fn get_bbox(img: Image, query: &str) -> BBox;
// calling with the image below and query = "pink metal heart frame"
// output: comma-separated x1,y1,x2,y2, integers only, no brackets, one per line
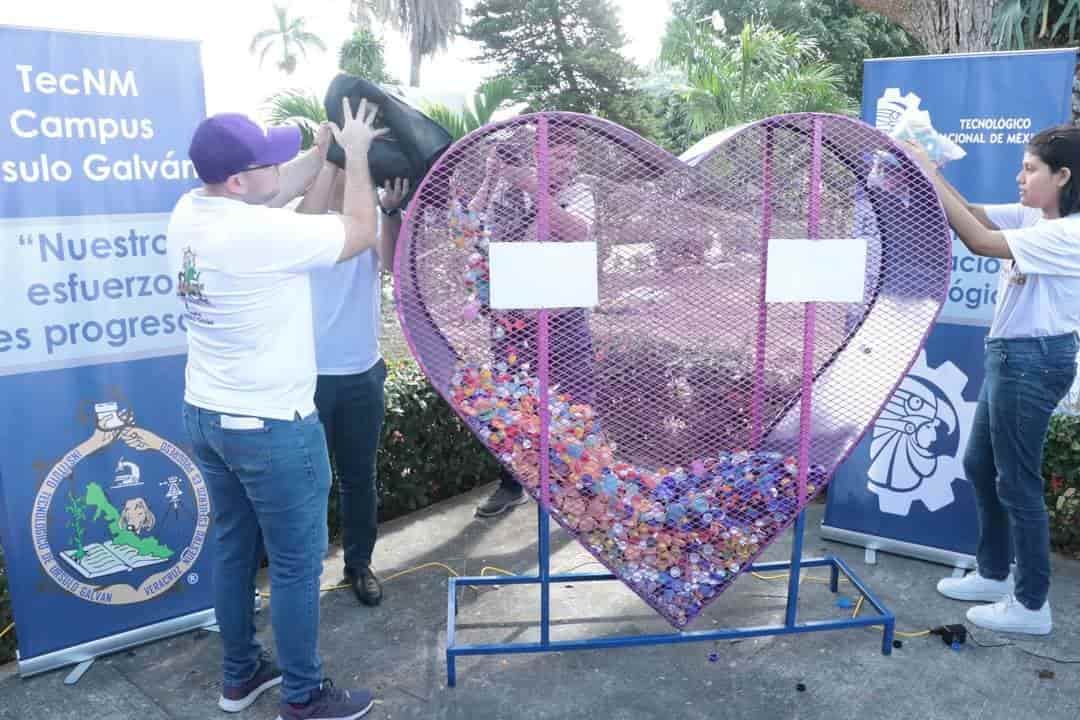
394,111,951,628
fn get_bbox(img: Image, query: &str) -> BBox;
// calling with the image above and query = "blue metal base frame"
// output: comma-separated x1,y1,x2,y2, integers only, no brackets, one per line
446,506,895,687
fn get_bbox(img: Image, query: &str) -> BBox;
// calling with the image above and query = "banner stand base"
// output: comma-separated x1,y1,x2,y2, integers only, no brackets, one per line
17,590,264,680
63,659,94,686
821,523,976,570
16,608,216,679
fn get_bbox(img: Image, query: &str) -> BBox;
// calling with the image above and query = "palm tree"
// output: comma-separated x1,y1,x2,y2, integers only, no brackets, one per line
423,77,518,140
354,0,463,87
339,27,396,83
250,3,328,75
992,0,1080,48
659,19,855,137
263,89,326,149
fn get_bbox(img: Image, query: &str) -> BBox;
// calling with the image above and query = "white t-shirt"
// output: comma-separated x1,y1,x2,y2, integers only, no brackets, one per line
984,203,1080,339
311,214,382,375
167,190,345,420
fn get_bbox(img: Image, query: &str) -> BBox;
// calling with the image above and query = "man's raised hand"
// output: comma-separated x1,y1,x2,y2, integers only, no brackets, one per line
330,97,389,158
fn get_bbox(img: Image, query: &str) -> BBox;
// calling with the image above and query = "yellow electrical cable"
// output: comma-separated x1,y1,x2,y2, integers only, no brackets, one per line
851,592,931,638
261,561,463,598
749,567,930,638
0,622,14,640
479,566,516,577
750,571,848,584
380,562,461,584
751,572,790,581
893,629,933,638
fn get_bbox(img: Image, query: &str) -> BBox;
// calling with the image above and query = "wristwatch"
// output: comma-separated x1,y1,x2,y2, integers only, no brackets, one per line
380,205,401,217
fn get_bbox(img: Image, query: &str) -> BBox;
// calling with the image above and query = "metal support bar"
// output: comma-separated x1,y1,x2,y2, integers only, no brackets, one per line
446,509,895,687
783,509,807,627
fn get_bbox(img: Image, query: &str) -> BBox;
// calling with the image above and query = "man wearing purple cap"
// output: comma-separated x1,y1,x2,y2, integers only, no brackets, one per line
169,98,385,720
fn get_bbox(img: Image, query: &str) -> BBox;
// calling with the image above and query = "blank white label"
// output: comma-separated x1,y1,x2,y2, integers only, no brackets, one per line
765,238,868,303
489,241,599,310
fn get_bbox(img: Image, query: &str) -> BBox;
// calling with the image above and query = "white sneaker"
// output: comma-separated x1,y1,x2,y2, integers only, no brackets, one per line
967,595,1052,635
937,571,1014,602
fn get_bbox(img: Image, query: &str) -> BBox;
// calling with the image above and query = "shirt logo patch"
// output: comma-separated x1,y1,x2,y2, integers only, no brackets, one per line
1006,261,1027,286
177,247,212,324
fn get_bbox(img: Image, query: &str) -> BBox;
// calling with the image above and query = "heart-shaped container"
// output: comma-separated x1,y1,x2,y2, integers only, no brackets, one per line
394,112,951,627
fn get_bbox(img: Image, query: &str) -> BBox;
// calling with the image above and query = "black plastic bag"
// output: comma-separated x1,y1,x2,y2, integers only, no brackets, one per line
324,73,452,191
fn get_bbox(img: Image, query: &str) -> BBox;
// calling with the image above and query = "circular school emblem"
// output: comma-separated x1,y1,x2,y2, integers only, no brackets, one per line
30,402,210,605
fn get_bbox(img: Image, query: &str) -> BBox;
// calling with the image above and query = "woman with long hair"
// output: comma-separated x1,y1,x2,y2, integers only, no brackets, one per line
908,126,1080,635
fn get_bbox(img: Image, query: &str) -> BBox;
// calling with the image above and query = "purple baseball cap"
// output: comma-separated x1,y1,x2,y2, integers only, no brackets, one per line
188,113,301,184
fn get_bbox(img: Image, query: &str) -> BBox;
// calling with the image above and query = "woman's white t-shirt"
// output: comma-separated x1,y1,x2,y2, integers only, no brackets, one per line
983,203,1080,339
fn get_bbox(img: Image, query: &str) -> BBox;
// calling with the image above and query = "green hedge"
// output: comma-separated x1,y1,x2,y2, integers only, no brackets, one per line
2,362,1079,666
326,358,501,542
0,545,13,664
1043,414,1080,556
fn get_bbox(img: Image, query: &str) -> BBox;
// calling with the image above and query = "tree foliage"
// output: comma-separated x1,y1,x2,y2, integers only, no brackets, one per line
671,1,920,97
250,2,327,75
644,19,856,151
339,27,396,83
851,0,995,53
263,89,326,150
992,0,1080,49
424,78,519,140
359,0,463,86
464,0,643,129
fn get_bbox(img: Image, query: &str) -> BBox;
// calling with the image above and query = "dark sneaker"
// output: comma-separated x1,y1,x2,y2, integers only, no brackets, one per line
475,485,528,517
277,679,375,720
219,656,282,712
345,566,383,607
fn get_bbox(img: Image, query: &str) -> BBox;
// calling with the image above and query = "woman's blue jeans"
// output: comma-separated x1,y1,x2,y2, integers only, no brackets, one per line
964,332,1077,610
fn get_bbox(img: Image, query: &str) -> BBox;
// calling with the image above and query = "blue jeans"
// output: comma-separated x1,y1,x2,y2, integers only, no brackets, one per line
964,332,1078,609
314,359,387,575
183,403,331,705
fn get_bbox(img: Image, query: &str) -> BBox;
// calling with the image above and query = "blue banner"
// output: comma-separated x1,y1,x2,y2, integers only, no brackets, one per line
0,27,210,670
866,50,1076,327
826,322,986,555
824,49,1077,562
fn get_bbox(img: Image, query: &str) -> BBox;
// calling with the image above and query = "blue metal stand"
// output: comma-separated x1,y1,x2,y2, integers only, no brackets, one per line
446,505,895,687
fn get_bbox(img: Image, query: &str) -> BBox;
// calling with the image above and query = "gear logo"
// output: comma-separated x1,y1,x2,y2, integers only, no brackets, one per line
866,351,977,515
874,87,921,133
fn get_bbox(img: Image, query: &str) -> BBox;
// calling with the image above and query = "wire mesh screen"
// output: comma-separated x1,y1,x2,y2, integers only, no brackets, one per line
394,112,951,628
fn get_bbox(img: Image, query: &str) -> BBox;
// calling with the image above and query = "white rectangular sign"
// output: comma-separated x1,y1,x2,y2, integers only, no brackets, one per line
488,241,599,310
765,238,868,303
